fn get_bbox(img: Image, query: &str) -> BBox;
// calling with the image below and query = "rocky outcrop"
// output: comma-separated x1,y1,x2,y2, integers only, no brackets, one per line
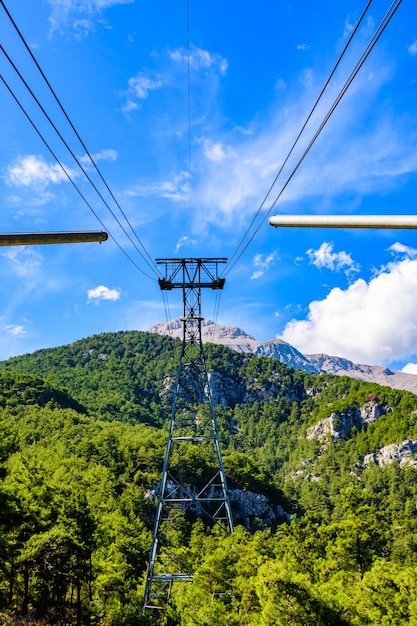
307,401,389,444
363,439,417,468
159,363,303,408
206,371,246,406
229,489,289,529
146,483,289,529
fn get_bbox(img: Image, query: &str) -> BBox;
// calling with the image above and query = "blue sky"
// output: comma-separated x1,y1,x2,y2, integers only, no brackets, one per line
1,0,417,372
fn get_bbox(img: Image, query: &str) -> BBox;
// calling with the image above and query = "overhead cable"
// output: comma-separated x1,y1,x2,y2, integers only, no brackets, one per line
0,74,157,281
0,0,160,279
1,44,160,279
186,0,193,252
223,0,402,277
224,0,373,275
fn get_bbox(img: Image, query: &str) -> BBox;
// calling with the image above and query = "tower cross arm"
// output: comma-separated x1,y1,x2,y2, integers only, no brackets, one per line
156,258,227,290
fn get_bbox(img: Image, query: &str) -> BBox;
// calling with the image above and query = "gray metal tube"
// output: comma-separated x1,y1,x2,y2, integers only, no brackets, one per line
268,215,417,229
0,231,108,246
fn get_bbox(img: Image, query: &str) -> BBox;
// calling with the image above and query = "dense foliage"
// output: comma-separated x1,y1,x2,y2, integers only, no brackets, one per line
0,331,416,624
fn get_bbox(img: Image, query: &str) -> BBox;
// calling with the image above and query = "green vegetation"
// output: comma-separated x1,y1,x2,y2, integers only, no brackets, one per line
0,330,416,624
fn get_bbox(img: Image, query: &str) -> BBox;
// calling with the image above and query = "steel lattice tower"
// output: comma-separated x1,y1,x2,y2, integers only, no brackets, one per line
143,258,234,610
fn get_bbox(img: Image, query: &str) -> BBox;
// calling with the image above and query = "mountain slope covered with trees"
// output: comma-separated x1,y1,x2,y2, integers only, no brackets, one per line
0,331,416,624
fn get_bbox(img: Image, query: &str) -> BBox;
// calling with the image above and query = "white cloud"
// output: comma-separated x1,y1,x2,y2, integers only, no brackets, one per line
251,251,278,280
121,100,139,114
4,155,73,190
47,0,134,34
4,324,27,337
80,148,117,164
307,242,360,275
127,171,190,201
402,363,417,375
388,242,417,258
185,49,416,230
175,236,196,253
282,258,417,365
0,317,34,360
87,285,121,302
170,45,228,76
122,73,163,112
408,40,417,56
128,73,163,99
6,191,54,210
2,247,43,278
297,43,310,51
122,72,163,112
199,139,236,162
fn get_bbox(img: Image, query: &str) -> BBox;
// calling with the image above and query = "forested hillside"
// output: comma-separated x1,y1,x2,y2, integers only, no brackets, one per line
0,331,417,625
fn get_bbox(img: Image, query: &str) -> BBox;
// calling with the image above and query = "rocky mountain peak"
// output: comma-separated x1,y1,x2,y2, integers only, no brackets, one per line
149,319,417,394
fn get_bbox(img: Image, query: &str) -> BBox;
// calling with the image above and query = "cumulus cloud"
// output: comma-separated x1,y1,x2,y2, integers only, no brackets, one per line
170,45,228,76
296,43,310,51
281,258,417,365
251,251,278,280
87,285,121,302
307,242,360,275
4,155,73,190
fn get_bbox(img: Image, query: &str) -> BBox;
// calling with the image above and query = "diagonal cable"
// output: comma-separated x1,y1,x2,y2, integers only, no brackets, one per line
1,45,160,278
0,74,156,280
224,0,374,275
224,0,402,277
0,0,160,278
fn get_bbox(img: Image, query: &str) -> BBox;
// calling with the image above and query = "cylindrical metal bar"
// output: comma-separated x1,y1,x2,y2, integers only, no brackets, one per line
0,231,108,246
268,215,417,229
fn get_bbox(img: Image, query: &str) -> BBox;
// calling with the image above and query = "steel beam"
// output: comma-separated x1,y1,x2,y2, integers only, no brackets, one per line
0,231,108,246
268,215,417,229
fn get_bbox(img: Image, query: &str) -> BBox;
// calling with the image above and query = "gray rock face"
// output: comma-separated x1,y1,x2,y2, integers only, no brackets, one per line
149,319,417,394
307,401,389,444
364,439,417,468
146,483,289,529
206,370,246,406
160,367,302,408
229,490,276,528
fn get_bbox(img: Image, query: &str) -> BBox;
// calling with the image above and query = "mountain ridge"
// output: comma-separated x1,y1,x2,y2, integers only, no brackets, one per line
149,319,417,394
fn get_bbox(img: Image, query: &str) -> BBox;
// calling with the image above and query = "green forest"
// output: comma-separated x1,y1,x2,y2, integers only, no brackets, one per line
0,330,417,625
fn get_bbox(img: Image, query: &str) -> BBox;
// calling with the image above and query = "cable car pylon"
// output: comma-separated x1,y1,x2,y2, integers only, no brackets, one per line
143,258,234,610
